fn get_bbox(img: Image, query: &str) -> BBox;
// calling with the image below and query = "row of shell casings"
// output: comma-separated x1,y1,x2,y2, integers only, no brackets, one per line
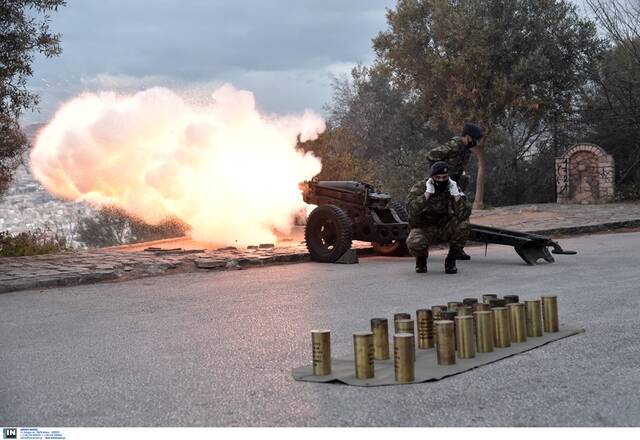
310,295,559,383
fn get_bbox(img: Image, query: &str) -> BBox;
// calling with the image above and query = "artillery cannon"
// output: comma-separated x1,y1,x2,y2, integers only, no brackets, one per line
299,179,576,264
299,180,409,262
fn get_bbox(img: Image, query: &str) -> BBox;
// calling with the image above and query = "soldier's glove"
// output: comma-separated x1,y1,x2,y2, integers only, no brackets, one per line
425,178,436,194
447,179,461,197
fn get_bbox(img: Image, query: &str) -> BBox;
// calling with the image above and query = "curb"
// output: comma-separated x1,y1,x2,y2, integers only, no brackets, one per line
1,220,639,295
527,219,640,237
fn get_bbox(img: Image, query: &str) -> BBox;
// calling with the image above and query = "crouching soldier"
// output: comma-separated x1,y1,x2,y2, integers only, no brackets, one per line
406,161,470,274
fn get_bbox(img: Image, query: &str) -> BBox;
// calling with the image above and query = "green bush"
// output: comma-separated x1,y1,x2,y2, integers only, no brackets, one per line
615,183,640,202
78,205,189,248
0,229,67,257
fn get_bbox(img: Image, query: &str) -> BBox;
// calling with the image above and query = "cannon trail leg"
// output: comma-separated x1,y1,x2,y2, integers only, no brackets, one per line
515,243,555,265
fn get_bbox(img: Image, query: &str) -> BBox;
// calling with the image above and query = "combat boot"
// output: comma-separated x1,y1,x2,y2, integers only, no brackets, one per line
444,256,457,274
415,256,427,273
453,249,471,260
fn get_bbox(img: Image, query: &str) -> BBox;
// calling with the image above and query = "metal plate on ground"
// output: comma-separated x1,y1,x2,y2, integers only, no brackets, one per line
292,326,584,387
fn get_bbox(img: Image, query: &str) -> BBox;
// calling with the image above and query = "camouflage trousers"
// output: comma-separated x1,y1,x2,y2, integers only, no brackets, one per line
452,175,473,223
457,196,473,223
406,216,470,257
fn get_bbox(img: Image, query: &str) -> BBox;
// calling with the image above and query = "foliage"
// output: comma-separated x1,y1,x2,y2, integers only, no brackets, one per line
369,0,604,206
306,0,631,206
615,182,640,201
586,0,640,66
77,205,189,248
373,0,603,129
0,0,65,193
302,65,450,199
0,228,66,256
579,2,640,186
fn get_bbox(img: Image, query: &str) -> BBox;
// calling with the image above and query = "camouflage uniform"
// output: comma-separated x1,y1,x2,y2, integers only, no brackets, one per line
425,136,471,191
405,179,470,257
425,136,473,221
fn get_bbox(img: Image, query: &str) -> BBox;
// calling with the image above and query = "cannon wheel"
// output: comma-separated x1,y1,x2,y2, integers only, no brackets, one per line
305,205,353,262
372,201,410,256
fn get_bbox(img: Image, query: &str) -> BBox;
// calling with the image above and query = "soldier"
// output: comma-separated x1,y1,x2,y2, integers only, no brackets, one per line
424,123,484,260
406,161,470,274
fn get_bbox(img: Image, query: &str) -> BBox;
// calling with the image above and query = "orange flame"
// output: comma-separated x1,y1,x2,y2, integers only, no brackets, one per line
30,84,324,245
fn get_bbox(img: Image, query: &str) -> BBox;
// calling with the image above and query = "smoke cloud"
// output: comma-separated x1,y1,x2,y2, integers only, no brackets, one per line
30,84,324,245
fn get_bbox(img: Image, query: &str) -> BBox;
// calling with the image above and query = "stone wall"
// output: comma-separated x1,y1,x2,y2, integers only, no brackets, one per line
556,143,615,204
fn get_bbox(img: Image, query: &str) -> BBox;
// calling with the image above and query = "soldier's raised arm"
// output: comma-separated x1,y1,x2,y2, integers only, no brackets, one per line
406,180,429,219
425,138,462,170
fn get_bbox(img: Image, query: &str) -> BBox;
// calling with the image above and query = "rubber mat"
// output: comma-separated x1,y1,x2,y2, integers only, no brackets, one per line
292,326,584,386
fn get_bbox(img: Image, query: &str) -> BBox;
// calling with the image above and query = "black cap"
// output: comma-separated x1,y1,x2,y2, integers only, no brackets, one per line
462,123,484,140
430,161,448,176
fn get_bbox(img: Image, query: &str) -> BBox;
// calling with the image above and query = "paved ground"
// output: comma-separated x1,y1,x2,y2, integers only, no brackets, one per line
2,202,640,294
1,231,639,426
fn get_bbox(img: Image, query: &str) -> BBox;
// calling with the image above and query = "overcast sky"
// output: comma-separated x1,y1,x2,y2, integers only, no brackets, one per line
25,0,396,124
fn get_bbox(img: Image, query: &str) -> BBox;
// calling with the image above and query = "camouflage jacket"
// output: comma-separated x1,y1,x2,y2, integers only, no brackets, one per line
406,179,462,228
425,136,471,181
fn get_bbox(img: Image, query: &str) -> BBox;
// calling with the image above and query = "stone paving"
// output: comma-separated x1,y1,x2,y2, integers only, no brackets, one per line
1,201,640,294
471,202,640,234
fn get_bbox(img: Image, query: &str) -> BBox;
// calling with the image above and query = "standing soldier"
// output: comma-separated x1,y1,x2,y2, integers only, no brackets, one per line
406,161,470,274
424,123,484,260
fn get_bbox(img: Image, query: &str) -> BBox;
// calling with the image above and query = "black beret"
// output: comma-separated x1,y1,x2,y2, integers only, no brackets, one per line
462,123,484,140
431,161,448,176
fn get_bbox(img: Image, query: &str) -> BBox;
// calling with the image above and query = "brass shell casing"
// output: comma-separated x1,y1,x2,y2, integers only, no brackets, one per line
473,302,491,313
431,305,447,346
489,298,507,308
441,311,458,349
447,301,464,313
542,296,559,333
463,298,478,306
435,320,456,365
474,311,494,353
311,329,332,376
370,318,390,360
525,300,543,337
441,310,458,321
353,332,374,379
394,313,411,333
397,319,416,361
455,316,476,359
482,294,498,304
416,309,435,349
457,306,473,317
394,333,415,383
493,307,512,348
431,305,448,320
504,295,520,304
507,303,527,343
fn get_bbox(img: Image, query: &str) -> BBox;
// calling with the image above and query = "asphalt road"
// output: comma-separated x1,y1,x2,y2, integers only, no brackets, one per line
1,231,639,427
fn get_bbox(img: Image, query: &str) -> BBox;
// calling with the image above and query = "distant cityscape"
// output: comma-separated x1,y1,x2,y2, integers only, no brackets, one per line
0,124,96,247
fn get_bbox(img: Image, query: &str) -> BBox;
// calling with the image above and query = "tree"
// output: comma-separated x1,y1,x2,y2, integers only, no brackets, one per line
317,65,449,198
78,205,188,248
583,1,640,197
373,0,604,208
586,0,640,66
580,39,640,195
1,0,65,194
